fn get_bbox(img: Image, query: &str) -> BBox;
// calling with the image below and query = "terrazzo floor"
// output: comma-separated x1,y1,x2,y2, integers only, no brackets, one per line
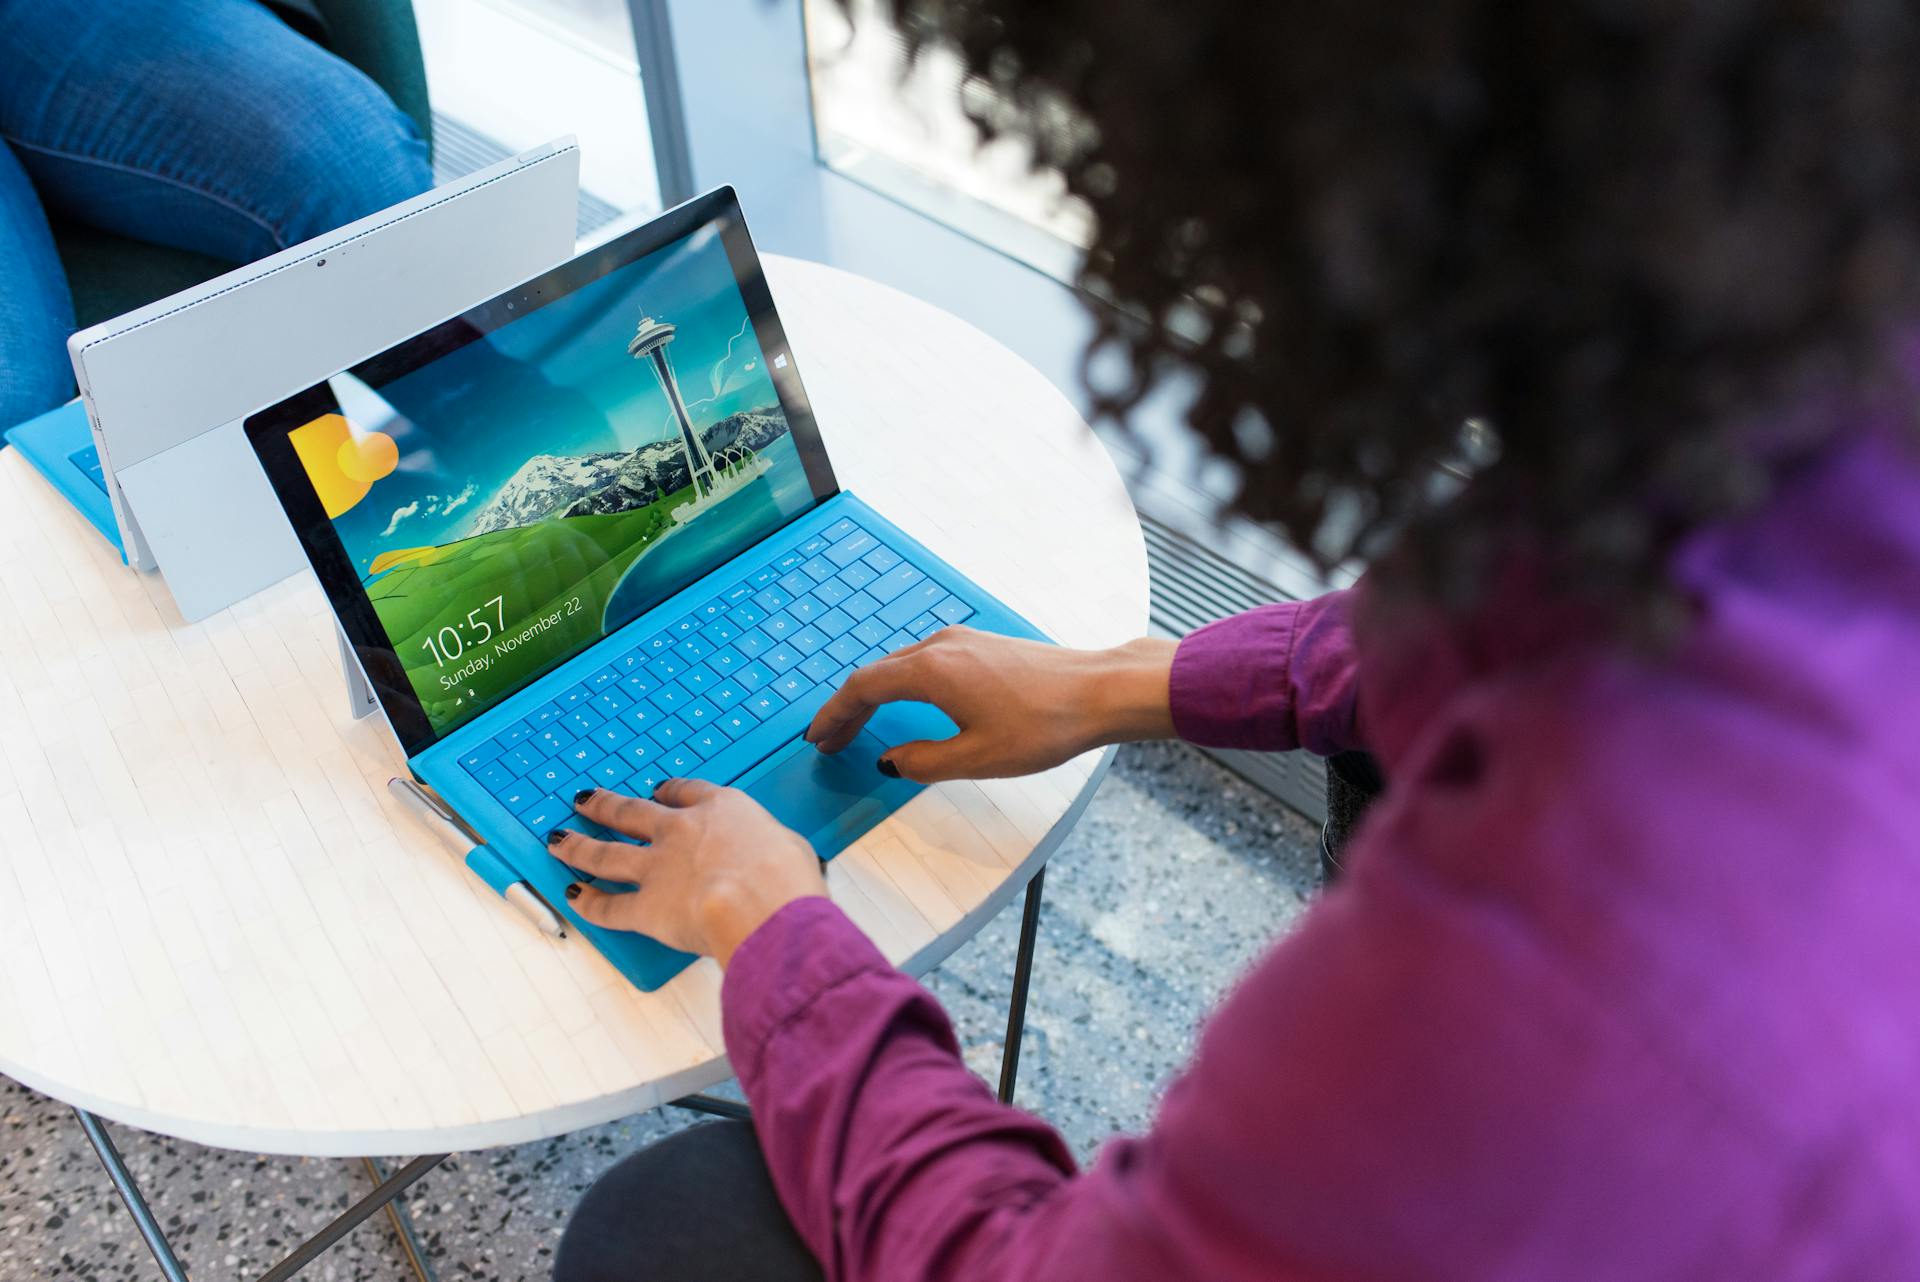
1,740,1322,1281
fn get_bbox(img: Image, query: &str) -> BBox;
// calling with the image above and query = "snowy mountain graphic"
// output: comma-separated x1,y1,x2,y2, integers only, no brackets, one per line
463,407,789,538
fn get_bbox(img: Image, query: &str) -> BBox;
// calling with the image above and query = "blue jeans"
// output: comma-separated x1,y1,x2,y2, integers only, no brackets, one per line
0,0,432,427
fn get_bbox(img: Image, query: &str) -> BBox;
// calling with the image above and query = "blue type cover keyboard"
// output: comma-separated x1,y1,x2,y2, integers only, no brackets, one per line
454,513,972,842
68,444,109,494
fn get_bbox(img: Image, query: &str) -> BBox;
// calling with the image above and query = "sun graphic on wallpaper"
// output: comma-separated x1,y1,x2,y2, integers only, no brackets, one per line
288,413,398,518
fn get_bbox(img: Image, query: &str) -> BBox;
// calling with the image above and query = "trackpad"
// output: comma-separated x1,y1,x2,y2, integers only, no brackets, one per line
739,729,924,861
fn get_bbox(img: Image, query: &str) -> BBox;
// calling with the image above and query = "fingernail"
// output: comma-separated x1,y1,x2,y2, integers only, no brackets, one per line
573,787,597,806
876,756,899,778
565,882,582,901
546,828,568,847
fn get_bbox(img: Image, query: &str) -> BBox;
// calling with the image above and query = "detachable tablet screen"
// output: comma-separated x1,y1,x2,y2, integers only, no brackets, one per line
249,189,837,754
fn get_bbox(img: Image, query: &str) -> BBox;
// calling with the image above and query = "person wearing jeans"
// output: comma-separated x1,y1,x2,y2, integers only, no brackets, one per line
0,0,431,428
550,1,1920,1278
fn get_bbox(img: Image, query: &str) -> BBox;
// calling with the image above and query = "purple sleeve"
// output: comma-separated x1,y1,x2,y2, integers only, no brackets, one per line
1168,591,1365,756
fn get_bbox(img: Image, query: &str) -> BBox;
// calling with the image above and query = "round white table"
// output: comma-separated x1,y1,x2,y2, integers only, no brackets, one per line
0,253,1147,1175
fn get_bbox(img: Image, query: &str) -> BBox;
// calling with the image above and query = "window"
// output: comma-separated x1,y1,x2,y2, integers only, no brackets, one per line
414,0,659,232
803,0,1091,282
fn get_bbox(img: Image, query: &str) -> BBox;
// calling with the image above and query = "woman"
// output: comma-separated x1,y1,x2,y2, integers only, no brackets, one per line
0,0,431,427
554,2,1920,1278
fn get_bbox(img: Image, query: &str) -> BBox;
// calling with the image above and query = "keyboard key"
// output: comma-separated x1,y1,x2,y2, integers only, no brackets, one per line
592,687,631,717
747,566,778,588
762,612,797,640
814,607,854,638
493,721,535,751
563,771,601,800
561,707,604,737
474,759,518,790
621,737,660,766
825,634,865,665
796,534,831,557
591,755,627,786
702,618,740,645
826,530,878,567
621,671,659,699
813,578,851,608
742,692,780,719
798,652,836,683
912,615,942,638
762,645,800,673
682,696,720,727
838,563,878,591
556,688,590,710
789,625,828,655
772,550,805,573
675,634,713,662
878,580,945,630
518,795,569,834
717,711,755,738
642,631,675,655
822,516,858,541
933,597,974,625
461,742,504,771
660,747,702,774
560,741,597,770
696,598,729,622
503,744,544,775
680,667,716,694
754,585,792,613
841,590,881,621
646,652,687,681
851,619,888,648
621,703,665,735
671,614,702,637
827,666,855,689
885,629,918,651
800,555,837,583
526,702,566,728
707,648,744,676
689,730,728,757
497,780,539,813
533,726,573,756
736,630,772,659
788,596,823,624
587,668,618,691
652,684,691,712
778,570,813,597
729,601,768,629
770,672,808,701
590,721,634,753
626,766,668,797
647,716,692,749
527,761,569,791
867,562,923,604
723,581,755,605
709,681,745,709
863,545,904,573
612,649,649,673
734,663,771,691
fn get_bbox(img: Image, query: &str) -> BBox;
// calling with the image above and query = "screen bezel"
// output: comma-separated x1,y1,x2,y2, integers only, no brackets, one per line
245,186,840,757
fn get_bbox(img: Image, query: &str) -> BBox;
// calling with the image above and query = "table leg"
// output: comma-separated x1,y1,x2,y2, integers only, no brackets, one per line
997,865,1047,1105
73,1108,190,1282
361,1156,440,1282
73,1107,447,1282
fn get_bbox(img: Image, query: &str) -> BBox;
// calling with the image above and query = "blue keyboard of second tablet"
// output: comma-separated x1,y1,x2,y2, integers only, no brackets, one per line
457,514,973,839
68,444,108,494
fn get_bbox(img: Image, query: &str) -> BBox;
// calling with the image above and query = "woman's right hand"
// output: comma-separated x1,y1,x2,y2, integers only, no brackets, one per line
805,626,1177,782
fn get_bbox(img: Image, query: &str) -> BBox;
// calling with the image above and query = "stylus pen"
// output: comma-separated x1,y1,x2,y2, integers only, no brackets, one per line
386,777,567,940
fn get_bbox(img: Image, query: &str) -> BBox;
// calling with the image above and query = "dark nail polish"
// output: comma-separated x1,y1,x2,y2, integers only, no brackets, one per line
546,828,568,847
573,787,597,806
565,882,582,901
876,756,899,778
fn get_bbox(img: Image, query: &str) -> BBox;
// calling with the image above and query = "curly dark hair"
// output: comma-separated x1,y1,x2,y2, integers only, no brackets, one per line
863,0,1920,619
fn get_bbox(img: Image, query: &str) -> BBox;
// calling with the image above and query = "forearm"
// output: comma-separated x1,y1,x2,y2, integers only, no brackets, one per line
1169,589,1367,756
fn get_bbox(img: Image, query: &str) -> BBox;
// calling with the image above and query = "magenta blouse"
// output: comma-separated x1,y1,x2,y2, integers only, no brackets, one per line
720,430,1920,1281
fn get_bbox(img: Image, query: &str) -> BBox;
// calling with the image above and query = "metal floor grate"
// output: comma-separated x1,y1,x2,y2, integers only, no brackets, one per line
1142,513,1328,822
431,113,625,240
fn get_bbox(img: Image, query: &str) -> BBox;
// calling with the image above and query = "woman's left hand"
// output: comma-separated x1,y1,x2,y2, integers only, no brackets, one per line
551,779,826,966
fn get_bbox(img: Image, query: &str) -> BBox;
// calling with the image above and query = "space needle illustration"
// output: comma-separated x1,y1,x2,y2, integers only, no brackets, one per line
629,312,768,522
